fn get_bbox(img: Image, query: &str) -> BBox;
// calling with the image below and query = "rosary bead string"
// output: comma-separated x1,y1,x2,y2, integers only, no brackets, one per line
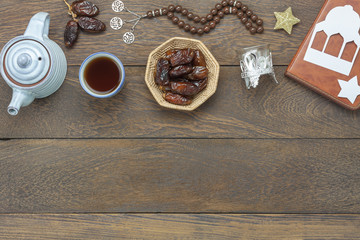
112,0,264,44
145,0,264,36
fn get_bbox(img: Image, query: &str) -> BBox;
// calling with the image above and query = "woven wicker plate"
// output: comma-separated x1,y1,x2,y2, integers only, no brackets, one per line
145,37,220,111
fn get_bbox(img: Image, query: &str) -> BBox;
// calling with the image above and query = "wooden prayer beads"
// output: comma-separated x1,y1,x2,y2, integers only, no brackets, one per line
111,0,264,44
146,0,264,35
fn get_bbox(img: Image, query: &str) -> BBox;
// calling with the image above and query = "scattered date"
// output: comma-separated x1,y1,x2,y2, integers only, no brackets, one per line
71,0,99,17
155,48,209,106
78,16,106,32
64,20,79,48
63,0,106,48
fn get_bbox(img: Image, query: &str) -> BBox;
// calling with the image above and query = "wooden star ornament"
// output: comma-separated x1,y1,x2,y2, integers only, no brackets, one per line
274,7,300,34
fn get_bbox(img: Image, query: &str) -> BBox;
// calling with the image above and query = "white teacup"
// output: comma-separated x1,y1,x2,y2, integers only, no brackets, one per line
79,52,125,98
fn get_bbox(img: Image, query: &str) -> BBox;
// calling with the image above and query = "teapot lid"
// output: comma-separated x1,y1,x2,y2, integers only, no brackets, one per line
2,38,50,85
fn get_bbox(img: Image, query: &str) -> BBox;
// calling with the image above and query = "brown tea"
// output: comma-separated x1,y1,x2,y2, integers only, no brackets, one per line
84,57,120,94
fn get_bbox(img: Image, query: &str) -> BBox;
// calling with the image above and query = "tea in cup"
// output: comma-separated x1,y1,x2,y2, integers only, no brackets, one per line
79,52,125,98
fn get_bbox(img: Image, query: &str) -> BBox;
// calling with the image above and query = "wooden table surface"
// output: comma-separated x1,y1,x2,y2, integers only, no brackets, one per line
0,0,359,239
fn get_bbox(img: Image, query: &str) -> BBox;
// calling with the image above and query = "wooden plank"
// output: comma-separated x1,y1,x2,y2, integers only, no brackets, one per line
0,139,359,213
0,214,359,239
0,0,323,65
1,66,360,138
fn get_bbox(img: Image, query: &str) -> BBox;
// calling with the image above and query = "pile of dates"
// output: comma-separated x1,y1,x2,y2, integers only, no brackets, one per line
64,0,106,48
155,49,209,105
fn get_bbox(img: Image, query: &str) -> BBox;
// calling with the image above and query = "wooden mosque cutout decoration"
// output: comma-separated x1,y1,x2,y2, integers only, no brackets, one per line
304,5,360,76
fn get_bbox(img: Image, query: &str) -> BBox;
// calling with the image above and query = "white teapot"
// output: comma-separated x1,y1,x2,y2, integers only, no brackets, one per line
0,12,67,115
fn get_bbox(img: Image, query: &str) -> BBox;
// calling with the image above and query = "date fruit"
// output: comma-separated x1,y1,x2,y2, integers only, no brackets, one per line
193,78,208,93
64,20,80,48
163,92,192,105
63,0,106,48
169,49,195,67
169,78,207,96
186,66,208,80
193,50,206,66
165,49,176,60
154,48,209,106
169,64,193,78
159,85,171,91
170,81,199,96
155,58,170,86
78,16,106,32
71,0,99,17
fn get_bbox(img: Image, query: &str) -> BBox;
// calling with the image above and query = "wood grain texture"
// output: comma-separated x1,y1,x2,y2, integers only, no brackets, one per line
1,66,360,138
0,1,359,236
0,0,323,66
1,214,359,239
0,139,359,213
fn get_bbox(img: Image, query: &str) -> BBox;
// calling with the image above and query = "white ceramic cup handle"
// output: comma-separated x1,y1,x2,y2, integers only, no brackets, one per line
24,12,50,40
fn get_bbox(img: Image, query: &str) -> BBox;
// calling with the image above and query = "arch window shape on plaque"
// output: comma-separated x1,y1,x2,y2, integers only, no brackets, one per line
311,30,328,52
324,34,344,58
341,41,357,62
304,5,360,76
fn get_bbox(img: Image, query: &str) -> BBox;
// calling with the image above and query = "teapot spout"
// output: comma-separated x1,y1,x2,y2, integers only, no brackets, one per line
8,89,35,116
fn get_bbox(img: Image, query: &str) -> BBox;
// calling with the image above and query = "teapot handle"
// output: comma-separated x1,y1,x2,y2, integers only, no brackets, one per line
24,12,50,40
